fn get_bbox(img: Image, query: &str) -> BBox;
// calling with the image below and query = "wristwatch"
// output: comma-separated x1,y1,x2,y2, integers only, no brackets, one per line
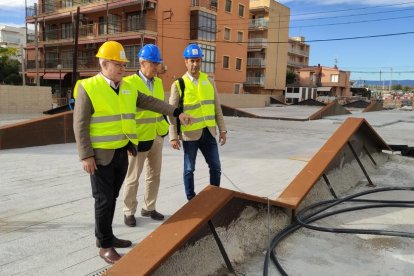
220,130,227,134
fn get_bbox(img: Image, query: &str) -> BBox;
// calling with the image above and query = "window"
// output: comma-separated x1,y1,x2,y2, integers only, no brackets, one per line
61,23,73,39
225,0,232,12
108,14,121,34
190,10,217,41
234,83,241,94
199,44,216,73
125,45,141,68
331,74,339,82
235,58,242,70
237,31,243,43
61,50,74,68
45,24,58,41
126,12,145,31
45,51,58,68
238,4,245,17
98,17,106,35
224,28,231,40
223,56,229,69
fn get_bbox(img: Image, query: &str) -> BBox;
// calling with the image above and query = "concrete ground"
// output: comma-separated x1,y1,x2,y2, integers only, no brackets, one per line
0,109,413,275
238,105,321,120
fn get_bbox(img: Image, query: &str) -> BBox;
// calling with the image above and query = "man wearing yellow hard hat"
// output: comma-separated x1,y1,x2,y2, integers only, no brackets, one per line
73,40,193,264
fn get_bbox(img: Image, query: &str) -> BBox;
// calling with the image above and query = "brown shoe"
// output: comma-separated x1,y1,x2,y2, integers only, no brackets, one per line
99,247,121,264
96,236,132,248
141,209,164,221
124,215,136,227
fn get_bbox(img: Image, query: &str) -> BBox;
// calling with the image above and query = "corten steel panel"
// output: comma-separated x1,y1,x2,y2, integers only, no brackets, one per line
308,101,351,120
276,117,391,209
0,111,75,149
362,101,383,113
106,185,284,276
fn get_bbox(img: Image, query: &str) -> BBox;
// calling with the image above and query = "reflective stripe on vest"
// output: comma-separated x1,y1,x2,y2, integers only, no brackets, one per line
79,75,138,149
179,72,216,132
124,74,169,142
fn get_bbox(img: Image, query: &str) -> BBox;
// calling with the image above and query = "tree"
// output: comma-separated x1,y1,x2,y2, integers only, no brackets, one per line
391,84,402,91
286,70,298,85
0,47,22,85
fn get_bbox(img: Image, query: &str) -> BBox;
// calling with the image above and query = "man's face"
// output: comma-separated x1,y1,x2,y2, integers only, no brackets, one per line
184,58,202,76
140,60,159,79
102,60,127,83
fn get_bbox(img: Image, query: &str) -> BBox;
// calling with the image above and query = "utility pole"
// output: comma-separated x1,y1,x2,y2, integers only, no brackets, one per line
389,67,393,92
21,45,25,86
72,7,80,90
34,3,39,86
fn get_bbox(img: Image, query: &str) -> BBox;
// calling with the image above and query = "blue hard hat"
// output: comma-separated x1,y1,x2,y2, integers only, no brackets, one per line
183,44,204,58
137,44,163,63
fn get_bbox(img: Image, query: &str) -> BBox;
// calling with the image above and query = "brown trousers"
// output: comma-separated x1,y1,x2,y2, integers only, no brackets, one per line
123,135,164,215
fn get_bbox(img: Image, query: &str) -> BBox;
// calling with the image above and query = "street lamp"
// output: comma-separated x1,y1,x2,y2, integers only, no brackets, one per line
57,64,62,96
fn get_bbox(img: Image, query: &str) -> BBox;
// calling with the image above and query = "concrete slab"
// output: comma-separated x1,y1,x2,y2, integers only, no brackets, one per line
238,105,321,120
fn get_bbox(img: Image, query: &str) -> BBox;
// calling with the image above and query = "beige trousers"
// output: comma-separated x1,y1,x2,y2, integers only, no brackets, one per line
123,135,164,216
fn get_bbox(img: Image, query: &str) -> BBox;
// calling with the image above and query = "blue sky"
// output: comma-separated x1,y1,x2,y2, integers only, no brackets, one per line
280,0,414,81
1,0,413,81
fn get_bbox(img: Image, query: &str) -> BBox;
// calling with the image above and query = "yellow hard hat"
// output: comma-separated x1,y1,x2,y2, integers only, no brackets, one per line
96,41,129,62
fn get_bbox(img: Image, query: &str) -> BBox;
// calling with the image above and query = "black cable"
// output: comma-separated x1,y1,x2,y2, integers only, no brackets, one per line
263,187,414,276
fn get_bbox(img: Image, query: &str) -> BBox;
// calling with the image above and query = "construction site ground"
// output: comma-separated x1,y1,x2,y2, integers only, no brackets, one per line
0,109,413,275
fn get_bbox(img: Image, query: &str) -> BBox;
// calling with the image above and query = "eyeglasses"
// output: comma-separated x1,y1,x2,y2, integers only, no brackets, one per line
107,61,127,69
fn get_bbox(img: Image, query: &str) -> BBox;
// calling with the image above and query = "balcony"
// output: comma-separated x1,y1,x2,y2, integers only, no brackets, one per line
289,48,309,57
249,18,268,30
27,19,157,47
27,0,156,17
247,58,265,68
244,76,265,86
248,38,267,49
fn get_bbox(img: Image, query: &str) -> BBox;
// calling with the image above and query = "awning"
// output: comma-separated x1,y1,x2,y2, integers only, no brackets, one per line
317,86,332,92
80,71,99,77
26,72,44,78
43,72,67,80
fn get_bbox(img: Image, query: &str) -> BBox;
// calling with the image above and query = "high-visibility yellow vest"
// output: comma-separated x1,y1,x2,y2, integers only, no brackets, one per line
75,75,138,149
176,72,216,132
124,74,169,141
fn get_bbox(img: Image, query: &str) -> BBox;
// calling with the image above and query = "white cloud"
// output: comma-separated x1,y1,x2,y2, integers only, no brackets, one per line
0,0,36,8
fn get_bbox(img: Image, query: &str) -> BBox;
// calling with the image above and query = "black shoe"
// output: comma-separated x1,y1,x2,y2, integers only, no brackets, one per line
124,215,136,227
141,209,164,221
96,237,132,248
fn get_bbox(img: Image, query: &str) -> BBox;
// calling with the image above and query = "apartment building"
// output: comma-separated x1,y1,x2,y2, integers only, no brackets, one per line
245,0,290,97
0,26,29,48
287,36,309,72
285,64,351,103
24,0,249,95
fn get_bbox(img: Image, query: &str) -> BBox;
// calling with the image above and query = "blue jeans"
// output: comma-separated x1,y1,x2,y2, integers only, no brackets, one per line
182,128,221,200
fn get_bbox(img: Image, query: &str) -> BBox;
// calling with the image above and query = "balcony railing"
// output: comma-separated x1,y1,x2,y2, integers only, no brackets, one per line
245,76,265,86
30,19,156,45
29,0,154,16
247,58,265,67
289,48,309,57
248,38,267,48
249,18,268,29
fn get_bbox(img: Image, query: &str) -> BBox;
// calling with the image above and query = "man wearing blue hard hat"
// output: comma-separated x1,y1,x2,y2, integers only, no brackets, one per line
122,44,168,227
168,43,227,200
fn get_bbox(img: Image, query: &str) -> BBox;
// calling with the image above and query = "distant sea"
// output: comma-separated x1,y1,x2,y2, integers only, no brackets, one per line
351,80,414,87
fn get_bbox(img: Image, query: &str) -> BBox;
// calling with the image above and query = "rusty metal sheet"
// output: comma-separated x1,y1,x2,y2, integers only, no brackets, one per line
277,117,390,209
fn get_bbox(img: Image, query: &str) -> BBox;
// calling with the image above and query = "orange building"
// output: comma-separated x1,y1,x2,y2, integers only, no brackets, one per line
24,0,249,97
287,36,310,72
245,0,290,97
